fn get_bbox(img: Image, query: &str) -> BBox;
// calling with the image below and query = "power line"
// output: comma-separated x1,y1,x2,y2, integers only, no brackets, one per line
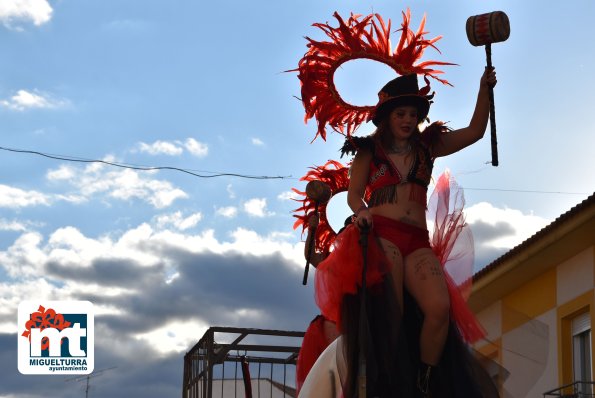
451,167,590,195
1,145,589,196
461,187,589,195
0,146,291,180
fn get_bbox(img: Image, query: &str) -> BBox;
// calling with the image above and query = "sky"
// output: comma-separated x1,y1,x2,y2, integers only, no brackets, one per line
0,0,593,397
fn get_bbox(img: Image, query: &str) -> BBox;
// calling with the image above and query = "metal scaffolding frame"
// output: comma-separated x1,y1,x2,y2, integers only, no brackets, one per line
543,381,595,397
182,326,304,398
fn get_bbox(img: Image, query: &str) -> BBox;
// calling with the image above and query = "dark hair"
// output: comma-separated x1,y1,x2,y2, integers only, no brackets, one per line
336,215,354,235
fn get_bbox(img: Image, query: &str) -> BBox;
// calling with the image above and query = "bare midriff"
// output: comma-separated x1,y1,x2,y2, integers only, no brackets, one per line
369,183,427,229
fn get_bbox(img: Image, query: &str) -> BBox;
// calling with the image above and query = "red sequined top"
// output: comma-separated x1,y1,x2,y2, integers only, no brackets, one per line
365,137,433,206
340,122,449,207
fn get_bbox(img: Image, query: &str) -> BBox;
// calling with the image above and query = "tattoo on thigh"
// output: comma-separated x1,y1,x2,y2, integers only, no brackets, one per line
414,260,427,280
386,243,401,264
429,263,442,277
414,257,443,280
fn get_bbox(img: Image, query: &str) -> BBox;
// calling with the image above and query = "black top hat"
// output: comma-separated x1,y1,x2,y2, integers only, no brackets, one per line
372,74,431,126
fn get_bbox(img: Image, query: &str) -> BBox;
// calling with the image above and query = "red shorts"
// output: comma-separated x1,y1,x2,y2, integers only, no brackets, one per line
372,214,431,257
314,214,485,343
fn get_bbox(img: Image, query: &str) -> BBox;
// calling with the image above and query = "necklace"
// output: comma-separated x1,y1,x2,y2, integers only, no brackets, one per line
388,142,411,155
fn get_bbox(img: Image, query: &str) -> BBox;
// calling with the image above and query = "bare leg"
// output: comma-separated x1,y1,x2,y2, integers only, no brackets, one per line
377,237,404,313
404,248,450,365
323,319,339,345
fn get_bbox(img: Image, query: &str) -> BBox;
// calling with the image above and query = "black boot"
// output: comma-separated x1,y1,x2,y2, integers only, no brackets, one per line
417,362,434,397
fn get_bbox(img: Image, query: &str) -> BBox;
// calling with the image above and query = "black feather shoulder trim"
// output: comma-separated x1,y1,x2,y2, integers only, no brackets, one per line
340,136,375,158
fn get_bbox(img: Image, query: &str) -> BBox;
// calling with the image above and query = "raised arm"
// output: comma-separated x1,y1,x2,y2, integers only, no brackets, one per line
347,147,373,228
304,213,326,267
432,68,497,157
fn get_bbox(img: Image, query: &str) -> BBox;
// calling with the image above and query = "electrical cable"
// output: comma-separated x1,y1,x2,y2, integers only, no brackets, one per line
0,146,290,180
1,145,589,195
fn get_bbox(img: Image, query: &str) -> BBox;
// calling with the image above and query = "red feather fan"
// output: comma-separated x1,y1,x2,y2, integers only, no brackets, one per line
292,160,350,255
291,9,454,142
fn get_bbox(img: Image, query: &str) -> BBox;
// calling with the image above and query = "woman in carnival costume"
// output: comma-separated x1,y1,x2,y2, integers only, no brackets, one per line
295,212,341,394
292,10,502,397
293,164,352,395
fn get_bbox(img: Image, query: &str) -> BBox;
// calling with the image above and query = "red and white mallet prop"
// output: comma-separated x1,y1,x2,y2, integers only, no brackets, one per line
466,11,510,167
303,180,332,285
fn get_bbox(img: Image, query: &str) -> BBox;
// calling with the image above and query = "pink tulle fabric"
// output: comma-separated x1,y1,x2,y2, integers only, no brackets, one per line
429,171,484,343
314,171,485,343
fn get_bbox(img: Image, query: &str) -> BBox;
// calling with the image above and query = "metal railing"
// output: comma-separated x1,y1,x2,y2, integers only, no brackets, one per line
543,381,595,397
183,326,305,398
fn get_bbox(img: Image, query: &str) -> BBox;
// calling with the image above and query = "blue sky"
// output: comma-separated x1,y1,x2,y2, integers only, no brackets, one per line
0,0,593,397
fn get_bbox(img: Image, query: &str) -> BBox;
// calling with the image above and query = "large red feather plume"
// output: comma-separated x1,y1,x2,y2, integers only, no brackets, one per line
292,9,454,142
292,160,350,255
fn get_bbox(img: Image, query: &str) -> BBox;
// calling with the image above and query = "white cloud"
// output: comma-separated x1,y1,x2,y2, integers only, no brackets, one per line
463,202,553,271
0,219,26,232
215,206,238,218
0,224,170,279
0,180,87,209
0,220,313,385
243,198,274,217
226,184,235,199
465,202,551,249
46,165,75,180
0,232,47,277
0,90,66,111
105,223,165,266
109,170,187,208
138,140,183,156
47,226,111,267
0,278,58,332
184,138,208,157
0,222,305,291
251,138,264,146
54,193,88,204
0,0,53,28
134,138,207,157
0,184,50,208
0,218,42,232
225,228,295,257
155,211,203,231
277,190,299,201
135,319,210,355
423,195,555,271
46,159,188,209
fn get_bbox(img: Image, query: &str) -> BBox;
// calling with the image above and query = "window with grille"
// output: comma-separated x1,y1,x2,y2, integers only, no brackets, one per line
572,312,592,395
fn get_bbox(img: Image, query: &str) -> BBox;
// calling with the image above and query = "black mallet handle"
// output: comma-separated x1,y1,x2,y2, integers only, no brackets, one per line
485,43,499,167
357,223,370,398
302,204,319,285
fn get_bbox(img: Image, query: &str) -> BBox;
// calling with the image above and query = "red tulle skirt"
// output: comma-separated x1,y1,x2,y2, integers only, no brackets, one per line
314,171,485,343
296,315,331,394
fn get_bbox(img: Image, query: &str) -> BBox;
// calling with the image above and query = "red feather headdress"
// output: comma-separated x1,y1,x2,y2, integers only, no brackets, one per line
292,160,350,255
293,9,454,141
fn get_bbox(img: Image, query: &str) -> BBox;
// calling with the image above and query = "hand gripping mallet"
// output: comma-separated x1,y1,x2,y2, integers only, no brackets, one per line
466,11,510,167
302,180,332,285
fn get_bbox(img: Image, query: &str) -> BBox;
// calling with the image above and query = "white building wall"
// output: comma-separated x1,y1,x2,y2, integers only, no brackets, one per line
476,300,502,343
557,248,594,305
520,310,559,397
501,308,553,397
